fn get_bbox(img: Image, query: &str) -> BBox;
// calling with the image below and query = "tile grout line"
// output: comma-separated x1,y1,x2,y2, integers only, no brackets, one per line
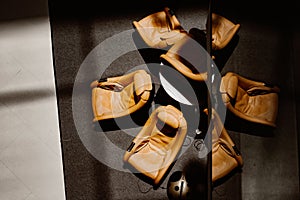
0,160,33,195
0,100,63,158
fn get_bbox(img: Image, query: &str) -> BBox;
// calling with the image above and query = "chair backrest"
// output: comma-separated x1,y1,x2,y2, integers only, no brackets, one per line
113,69,152,101
153,107,181,139
133,70,152,96
133,7,187,48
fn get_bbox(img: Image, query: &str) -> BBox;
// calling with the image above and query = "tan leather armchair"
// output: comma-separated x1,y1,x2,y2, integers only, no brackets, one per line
160,34,208,82
212,13,240,51
220,72,280,127
123,105,188,185
204,108,243,183
90,69,153,122
133,7,187,49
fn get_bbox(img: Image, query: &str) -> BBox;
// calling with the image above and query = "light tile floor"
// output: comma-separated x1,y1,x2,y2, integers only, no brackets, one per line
0,16,66,200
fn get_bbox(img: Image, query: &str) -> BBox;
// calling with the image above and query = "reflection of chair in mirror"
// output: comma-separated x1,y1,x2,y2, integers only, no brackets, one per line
212,13,240,51
90,69,153,122
204,108,243,183
160,34,208,82
133,7,187,49
220,72,280,127
123,105,187,185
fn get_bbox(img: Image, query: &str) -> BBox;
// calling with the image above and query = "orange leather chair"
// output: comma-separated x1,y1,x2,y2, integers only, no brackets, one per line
133,7,188,49
160,34,208,82
220,72,280,127
90,70,153,122
123,105,188,185
204,108,243,183
212,13,240,51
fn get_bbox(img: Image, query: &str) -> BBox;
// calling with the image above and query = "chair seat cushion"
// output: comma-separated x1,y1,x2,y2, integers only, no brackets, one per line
235,88,278,125
128,127,175,179
92,83,136,117
128,146,165,179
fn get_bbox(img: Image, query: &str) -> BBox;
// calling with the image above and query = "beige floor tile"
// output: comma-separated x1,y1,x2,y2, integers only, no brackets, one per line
25,193,39,200
0,132,65,200
0,161,31,200
0,103,24,153
0,16,65,200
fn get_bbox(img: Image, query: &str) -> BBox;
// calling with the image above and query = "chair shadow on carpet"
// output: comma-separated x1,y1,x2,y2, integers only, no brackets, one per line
212,166,243,188
93,100,154,132
122,160,177,190
223,111,276,137
212,34,240,72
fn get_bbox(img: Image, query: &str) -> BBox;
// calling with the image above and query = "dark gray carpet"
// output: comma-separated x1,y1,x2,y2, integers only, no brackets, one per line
49,0,299,199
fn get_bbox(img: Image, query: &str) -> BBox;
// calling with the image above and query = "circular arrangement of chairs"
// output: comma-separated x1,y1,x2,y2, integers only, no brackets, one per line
90,7,280,187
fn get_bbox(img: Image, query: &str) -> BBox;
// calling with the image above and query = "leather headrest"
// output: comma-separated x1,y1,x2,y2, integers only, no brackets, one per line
157,110,180,129
220,73,238,101
134,71,152,96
